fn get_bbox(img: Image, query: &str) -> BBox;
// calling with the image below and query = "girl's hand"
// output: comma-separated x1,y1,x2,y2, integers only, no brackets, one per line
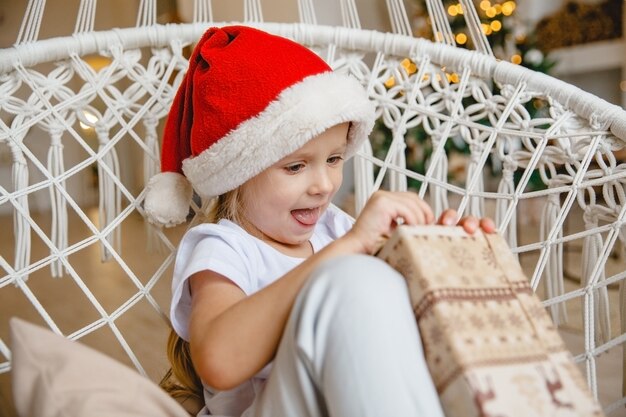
437,209,496,234
344,190,434,255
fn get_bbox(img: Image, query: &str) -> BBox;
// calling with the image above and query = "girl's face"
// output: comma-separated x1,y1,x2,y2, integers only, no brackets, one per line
239,123,349,255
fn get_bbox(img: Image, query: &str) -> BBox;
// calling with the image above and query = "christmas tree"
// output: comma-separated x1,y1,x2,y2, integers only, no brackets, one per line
371,0,554,190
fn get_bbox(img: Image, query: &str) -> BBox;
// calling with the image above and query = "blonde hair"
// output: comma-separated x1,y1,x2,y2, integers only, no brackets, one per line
160,188,244,403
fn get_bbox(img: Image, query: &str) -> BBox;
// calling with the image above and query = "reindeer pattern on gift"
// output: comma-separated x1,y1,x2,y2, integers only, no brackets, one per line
538,365,574,410
468,374,505,417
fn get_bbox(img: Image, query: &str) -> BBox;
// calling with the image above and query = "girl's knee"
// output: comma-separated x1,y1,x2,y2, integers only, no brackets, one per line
288,255,415,347
302,254,408,305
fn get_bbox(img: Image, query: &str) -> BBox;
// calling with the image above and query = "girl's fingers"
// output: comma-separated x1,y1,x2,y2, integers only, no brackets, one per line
392,201,424,226
479,217,496,234
415,197,435,224
366,190,436,228
402,192,433,225
458,216,479,234
386,192,431,226
437,210,496,235
437,209,458,226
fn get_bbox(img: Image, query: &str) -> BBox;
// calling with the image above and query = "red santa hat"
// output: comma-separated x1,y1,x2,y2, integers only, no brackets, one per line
144,25,375,227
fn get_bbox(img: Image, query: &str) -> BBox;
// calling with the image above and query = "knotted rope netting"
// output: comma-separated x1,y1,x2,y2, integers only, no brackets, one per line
2,0,626,414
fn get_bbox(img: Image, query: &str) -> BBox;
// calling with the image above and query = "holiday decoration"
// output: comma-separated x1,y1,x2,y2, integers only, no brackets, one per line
536,0,622,51
372,0,556,192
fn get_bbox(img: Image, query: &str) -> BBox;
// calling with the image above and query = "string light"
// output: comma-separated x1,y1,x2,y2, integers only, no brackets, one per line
502,1,516,16
490,20,502,31
480,1,491,11
456,33,468,44
384,59,419,88
511,54,522,64
448,5,458,16
456,4,463,15
481,23,492,35
486,7,496,18
79,110,98,130
84,55,112,72
401,58,418,75
446,72,460,83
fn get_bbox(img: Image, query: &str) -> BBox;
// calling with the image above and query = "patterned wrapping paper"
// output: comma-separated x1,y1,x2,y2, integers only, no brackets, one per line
377,225,605,417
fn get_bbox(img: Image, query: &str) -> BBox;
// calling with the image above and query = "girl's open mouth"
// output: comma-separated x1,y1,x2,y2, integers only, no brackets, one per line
291,207,321,226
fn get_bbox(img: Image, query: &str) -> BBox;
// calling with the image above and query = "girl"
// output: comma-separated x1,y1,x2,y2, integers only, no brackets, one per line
146,26,495,417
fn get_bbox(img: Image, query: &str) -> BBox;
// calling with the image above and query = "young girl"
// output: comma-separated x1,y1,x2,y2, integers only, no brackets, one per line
145,25,495,417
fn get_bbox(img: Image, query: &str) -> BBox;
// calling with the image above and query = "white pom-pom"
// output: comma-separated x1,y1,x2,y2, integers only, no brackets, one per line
144,172,193,227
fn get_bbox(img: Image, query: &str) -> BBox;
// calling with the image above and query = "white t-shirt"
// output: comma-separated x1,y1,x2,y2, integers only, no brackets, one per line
170,204,354,417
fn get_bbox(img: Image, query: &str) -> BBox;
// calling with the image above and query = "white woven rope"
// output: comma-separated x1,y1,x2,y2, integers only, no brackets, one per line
2,21,626,413
417,67,474,211
297,0,317,25
354,141,375,213
16,0,46,45
606,394,626,415
96,124,122,261
5,168,172,376
585,286,599,397
47,125,69,277
581,196,612,346
429,134,449,215
3,23,626,143
529,131,601,290
6,42,180,272
0,338,10,364
244,0,264,23
136,0,157,27
339,0,361,29
74,0,97,34
466,144,485,217
540,192,567,325
354,50,392,212
12,148,30,284
386,0,412,36
495,157,517,251
459,0,493,56
424,0,455,45
143,116,167,254
193,0,213,23
367,53,422,195
459,81,526,220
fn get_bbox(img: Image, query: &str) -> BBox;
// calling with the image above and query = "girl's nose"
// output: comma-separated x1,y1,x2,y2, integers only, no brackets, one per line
309,168,334,195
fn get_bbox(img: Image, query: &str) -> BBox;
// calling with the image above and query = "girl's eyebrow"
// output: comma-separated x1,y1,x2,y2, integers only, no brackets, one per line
280,145,347,163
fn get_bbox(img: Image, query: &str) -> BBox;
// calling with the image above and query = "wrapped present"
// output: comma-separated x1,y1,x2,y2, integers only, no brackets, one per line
377,225,604,417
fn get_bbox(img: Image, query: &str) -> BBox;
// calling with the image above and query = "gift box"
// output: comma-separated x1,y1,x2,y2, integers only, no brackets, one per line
377,225,604,417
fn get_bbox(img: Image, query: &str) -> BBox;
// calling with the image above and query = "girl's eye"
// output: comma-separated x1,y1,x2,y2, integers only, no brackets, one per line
285,163,305,173
327,155,344,165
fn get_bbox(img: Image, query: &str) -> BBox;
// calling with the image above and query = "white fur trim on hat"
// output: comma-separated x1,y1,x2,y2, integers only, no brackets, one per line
144,172,193,227
182,72,375,199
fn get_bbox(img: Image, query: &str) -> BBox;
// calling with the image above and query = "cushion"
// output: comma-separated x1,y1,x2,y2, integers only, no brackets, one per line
10,317,190,417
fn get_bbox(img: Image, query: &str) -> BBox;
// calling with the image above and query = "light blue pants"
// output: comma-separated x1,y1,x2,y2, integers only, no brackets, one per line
244,255,445,417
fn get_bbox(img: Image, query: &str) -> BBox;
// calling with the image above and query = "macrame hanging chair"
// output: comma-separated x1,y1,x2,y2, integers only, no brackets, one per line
1,0,626,414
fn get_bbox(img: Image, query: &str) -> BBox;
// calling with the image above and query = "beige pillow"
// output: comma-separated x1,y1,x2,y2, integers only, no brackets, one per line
10,317,190,417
